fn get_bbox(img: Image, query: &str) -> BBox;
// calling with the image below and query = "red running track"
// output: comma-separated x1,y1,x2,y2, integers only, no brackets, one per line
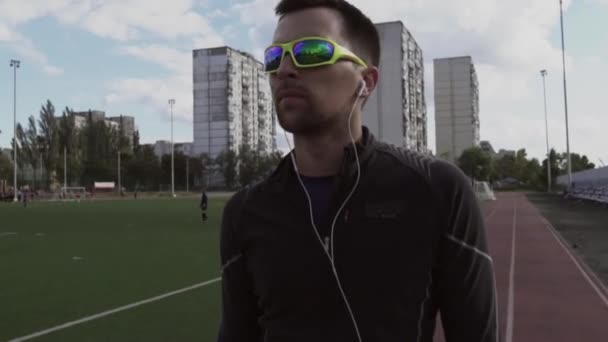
434,192,608,341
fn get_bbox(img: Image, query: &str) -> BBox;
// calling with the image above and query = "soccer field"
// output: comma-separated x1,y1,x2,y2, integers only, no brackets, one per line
0,196,229,342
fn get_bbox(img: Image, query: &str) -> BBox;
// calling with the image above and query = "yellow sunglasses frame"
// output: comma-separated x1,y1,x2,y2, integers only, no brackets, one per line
264,36,368,73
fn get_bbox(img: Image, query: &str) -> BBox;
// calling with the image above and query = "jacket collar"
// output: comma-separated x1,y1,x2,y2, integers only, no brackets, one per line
268,126,377,192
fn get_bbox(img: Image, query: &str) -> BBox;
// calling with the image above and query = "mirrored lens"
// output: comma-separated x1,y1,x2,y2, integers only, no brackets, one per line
293,40,334,65
264,46,283,71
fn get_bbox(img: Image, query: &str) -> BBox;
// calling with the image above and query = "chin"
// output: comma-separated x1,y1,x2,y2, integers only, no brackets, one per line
277,113,331,136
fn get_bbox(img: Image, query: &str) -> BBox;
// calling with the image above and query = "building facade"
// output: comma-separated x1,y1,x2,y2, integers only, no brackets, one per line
192,46,276,160
108,115,136,149
363,21,427,153
72,110,136,151
152,140,193,160
434,56,480,162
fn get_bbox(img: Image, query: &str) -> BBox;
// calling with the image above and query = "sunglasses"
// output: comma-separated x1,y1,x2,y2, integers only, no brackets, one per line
264,36,367,73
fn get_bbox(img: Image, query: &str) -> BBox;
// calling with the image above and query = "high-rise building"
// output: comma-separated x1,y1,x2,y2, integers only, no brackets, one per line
192,46,276,161
363,21,427,152
434,56,480,162
152,140,193,160
68,110,136,151
108,115,136,149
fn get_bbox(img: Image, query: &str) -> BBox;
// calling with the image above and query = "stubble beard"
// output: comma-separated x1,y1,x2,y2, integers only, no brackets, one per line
276,101,351,137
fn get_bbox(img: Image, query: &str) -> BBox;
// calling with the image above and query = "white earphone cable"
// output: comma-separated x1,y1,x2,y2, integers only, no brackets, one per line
285,81,366,342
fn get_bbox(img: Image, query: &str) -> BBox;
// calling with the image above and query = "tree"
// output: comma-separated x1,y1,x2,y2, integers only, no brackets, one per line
523,158,542,188
125,145,161,191
56,107,82,186
186,156,203,190
215,149,238,190
132,130,141,155
15,124,28,183
494,154,517,180
457,147,492,182
514,149,528,180
38,100,59,188
116,115,131,155
238,144,259,187
541,148,560,189
0,148,14,185
569,153,595,173
25,116,41,188
161,151,188,190
81,114,117,187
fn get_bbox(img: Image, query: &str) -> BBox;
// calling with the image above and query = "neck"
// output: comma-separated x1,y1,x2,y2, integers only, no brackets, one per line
292,121,363,177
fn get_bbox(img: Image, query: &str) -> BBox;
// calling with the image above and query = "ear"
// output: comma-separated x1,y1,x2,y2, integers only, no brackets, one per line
361,66,379,98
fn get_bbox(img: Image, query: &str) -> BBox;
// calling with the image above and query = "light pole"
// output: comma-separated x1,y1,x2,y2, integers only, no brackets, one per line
117,150,121,195
64,146,67,191
540,70,552,192
559,0,573,189
168,99,176,197
10,59,20,202
186,156,189,193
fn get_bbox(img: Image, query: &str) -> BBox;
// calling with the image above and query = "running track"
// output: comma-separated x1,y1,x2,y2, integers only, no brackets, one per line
434,192,608,341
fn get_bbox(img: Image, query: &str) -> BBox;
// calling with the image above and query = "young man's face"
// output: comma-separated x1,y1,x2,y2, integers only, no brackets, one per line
269,7,364,136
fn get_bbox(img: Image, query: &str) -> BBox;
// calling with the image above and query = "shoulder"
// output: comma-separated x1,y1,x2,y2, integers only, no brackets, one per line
372,143,471,199
222,180,265,220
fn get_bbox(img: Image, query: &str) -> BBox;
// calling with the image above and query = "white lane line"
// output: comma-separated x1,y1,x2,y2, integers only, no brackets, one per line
542,219,608,309
485,204,499,222
505,198,517,342
7,277,222,342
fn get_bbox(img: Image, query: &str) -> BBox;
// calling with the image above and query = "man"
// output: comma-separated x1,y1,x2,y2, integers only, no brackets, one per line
200,188,208,222
218,0,498,341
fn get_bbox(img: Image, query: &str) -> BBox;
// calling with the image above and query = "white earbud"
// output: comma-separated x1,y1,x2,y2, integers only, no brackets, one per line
358,80,367,97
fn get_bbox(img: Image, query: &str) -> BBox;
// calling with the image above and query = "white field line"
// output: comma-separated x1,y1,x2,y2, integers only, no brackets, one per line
8,277,222,342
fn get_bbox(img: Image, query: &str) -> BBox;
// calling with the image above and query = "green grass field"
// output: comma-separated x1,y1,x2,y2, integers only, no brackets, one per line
0,196,229,342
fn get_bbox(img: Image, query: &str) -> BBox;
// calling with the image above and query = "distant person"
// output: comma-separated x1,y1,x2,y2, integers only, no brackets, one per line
22,189,28,208
200,189,208,222
217,1,497,341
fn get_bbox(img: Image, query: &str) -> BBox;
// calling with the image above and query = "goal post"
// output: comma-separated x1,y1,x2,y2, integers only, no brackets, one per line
50,186,88,202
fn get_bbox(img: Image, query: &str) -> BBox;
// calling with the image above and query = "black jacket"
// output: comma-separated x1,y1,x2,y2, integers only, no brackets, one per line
218,127,498,342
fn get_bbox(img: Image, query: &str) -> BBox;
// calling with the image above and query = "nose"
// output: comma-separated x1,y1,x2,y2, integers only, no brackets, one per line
276,52,298,79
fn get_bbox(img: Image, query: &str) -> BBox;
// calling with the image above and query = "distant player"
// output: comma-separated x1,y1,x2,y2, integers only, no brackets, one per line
22,189,27,208
200,189,208,222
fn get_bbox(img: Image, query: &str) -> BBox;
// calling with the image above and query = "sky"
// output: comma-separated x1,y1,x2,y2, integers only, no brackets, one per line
0,0,607,166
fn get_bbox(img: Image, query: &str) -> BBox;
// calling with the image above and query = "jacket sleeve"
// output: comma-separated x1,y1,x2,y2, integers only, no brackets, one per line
431,160,498,342
217,190,263,341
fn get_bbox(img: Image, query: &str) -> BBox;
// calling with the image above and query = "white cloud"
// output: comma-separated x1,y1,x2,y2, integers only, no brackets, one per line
59,0,220,41
43,65,64,76
105,74,193,124
0,0,75,26
0,22,14,40
2,32,64,76
117,45,192,74
191,33,224,50
0,0,74,75
53,0,225,139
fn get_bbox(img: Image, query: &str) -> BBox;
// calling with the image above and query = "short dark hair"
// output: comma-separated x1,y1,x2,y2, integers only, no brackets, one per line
275,0,381,67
